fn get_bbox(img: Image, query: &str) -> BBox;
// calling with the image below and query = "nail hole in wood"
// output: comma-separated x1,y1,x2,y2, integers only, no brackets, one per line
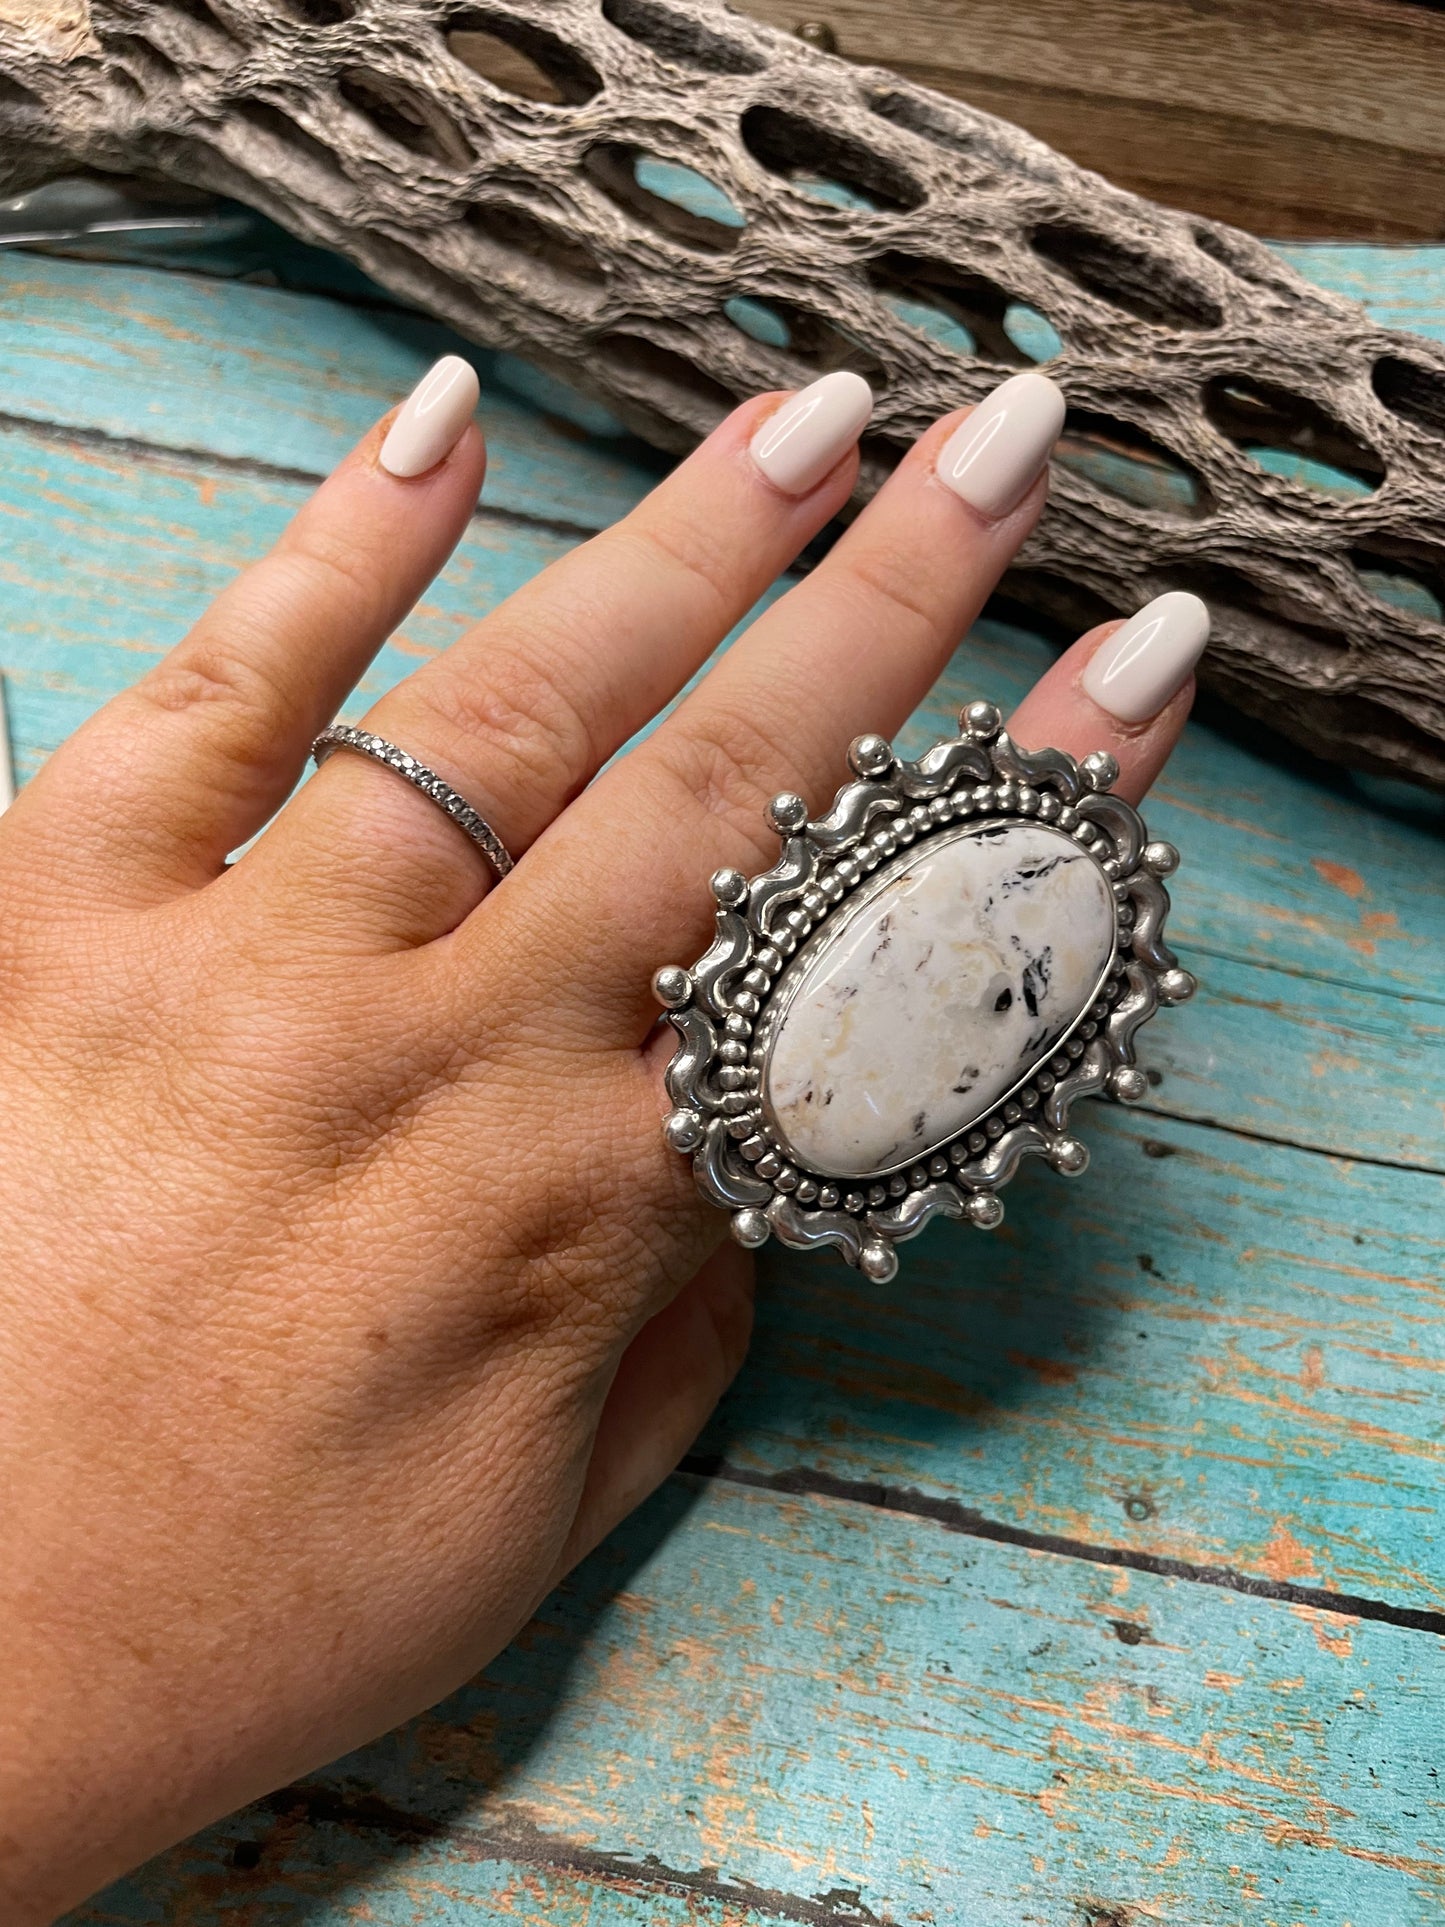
601,0,766,75
725,295,885,385
277,0,353,23
1055,412,1213,521
466,202,607,284
868,255,1045,364
600,334,737,416
1349,543,1445,625
865,86,980,168
724,295,791,350
1372,353,1445,441
1203,375,1384,498
235,99,350,185
338,71,472,164
1033,223,1223,330
585,145,745,251
446,13,602,104
741,104,924,213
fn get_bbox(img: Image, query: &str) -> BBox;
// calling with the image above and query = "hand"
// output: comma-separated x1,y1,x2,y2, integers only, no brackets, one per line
0,359,1207,1921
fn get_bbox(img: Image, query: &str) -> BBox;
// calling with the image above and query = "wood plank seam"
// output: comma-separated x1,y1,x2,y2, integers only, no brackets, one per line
0,408,613,548
1126,1094,1445,1180
255,1783,876,1927
1175,935,1445,1013
680,1460,1445,1638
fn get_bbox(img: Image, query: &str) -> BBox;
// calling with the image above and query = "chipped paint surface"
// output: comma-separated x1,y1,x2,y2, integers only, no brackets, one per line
69,1482,1445,1926
9,242,1443,1924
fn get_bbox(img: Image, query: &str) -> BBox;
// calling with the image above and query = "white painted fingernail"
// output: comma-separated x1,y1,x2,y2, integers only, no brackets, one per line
379,356,480,479
936,371,1066,519
749,370,874,495
1081,592,1211,723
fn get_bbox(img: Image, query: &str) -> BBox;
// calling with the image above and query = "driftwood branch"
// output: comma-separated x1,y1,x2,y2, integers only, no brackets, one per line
3,0,1445,785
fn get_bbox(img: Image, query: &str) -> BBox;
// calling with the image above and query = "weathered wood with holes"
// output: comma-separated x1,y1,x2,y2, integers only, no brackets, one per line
5,1,1445,787
737,0,1445,244
5,249,1441,1921
66,1479,1445,1926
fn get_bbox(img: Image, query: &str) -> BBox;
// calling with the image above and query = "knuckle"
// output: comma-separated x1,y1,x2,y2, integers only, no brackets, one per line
832,548,953,653
661,701,800,853
610,519,734,632
404,650,601,813
131,638,287,768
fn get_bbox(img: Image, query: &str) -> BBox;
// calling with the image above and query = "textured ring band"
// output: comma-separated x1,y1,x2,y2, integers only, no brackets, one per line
311,724,515,881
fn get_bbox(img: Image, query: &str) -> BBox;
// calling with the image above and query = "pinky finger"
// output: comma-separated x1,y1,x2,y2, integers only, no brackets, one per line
1006,591,1211,804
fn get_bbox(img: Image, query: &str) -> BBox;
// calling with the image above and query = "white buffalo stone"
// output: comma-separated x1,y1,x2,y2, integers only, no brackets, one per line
762,821,1115,1178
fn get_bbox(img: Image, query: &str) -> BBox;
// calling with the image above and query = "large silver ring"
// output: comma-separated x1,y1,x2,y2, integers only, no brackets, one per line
654,700,1194,1282
311,724,515,881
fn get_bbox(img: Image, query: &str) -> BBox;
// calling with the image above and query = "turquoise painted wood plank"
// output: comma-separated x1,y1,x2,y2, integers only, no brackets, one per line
712,1101,1445,1616
68,1476,1445,1927
0,252,665,529
1273,243,1445,345
3,422,1438,1177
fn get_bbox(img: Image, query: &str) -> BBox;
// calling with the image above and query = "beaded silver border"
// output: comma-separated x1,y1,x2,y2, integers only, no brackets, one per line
653,700,1195,1282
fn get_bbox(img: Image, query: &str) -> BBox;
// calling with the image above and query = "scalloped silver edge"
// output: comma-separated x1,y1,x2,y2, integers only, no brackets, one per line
654,701,1196,1281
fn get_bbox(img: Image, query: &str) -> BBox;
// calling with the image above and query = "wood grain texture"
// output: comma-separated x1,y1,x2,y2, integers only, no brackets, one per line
738,0,1445,242
0,252,665,529
711,1101,1445,1615
8,1,1445,786
65,1478,1445,1926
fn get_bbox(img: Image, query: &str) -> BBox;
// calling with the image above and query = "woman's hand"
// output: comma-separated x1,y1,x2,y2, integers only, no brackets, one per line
0,358,1206,1921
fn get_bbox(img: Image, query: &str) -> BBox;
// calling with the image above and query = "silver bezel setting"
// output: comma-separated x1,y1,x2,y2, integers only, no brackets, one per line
654,701,1195,1282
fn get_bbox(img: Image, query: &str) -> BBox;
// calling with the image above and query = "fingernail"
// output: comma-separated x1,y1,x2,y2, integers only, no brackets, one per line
379,356,480,479
936,370,1066,519
1081,591,1211,723
749,370,874,495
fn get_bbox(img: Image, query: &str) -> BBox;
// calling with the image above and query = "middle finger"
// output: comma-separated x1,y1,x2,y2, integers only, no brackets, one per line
529,371,1067,1033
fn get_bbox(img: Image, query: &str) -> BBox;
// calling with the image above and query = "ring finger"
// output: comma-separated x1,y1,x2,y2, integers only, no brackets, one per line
252,371,876,946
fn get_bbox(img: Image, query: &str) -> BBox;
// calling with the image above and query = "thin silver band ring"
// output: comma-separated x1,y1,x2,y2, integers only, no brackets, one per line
310,724,515,881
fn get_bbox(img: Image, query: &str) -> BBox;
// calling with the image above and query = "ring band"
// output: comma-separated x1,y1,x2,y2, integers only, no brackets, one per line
311,724,515,881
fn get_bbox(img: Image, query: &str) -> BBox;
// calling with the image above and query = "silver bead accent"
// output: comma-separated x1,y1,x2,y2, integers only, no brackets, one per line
860,1238,899,1283
731,1207,771,1249
1158,967,1197,1004
1081,749,1120,792
848,733,894,778
1144,840,1181,876
663,1108,704,1153
652,964,692,1009
961,700,1002,741
1109,1066,1149,1102
818,1184,839,1209
766,791,809,835
1051,1137,1090,1176
966,1193,1005,1229
711,867,747,907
